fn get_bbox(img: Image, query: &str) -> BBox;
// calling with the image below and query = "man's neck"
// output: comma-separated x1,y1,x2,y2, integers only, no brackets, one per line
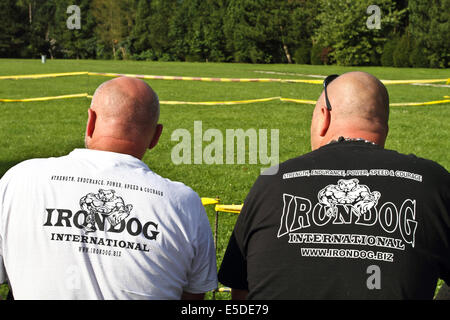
87,138,145,160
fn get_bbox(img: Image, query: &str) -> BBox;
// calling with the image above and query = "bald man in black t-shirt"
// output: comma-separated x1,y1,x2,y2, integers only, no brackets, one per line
218,72,450,300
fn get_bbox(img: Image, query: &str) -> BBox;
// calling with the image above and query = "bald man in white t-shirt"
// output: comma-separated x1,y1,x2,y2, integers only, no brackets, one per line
0,77,217,299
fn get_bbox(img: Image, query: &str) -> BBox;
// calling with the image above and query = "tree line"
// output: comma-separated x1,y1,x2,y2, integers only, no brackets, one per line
0,0,448,68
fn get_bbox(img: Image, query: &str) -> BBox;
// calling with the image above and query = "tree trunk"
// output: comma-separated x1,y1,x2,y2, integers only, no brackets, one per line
279,25,292,64
283,44,293,64
120,47,127,60
28,2,32,24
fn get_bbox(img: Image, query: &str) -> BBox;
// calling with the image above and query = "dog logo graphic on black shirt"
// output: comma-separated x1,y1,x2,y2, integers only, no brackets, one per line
318,179,381,218
80,189,133,233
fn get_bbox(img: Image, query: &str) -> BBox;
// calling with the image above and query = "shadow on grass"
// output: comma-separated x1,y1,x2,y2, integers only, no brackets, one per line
0,142,85,178
0,161,24,178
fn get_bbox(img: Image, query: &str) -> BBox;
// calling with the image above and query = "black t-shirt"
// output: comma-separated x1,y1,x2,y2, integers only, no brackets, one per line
218,140,450,299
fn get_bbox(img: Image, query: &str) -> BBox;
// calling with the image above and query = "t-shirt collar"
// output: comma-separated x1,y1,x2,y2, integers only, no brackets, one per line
319,138,382,151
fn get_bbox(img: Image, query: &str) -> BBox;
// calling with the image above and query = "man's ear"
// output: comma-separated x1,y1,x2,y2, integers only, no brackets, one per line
149,124,163,150
86,108,97,138
318,106,331,137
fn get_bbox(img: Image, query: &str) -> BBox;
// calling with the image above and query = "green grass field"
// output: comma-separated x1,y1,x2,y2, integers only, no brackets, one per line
0,59,449,300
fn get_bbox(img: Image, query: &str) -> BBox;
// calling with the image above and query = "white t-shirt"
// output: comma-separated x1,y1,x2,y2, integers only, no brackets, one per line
0,149,217,299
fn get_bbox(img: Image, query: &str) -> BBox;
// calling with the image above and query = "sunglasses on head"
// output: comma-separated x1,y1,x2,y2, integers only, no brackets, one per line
323,74,339,111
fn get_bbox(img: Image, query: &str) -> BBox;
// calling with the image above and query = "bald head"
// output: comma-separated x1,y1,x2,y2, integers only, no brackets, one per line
310,71,389,150
85,77,162,159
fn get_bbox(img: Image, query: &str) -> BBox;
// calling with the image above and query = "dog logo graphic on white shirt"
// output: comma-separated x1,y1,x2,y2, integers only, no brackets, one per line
318,179,381,218
80,189,133,233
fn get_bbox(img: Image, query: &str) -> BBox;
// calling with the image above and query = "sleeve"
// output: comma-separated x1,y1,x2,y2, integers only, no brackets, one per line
0,162,32,286
218,167,280,291
0,164,25,285
0,172,9,284
0,235,6,285
438,169,450,284
422,162,450,285
183,194,218,294
217,231,248,290
217,174,266,290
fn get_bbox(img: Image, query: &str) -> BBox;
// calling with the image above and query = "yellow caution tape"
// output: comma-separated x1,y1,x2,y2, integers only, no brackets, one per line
389,99,450,107
281,78,447,85
201,197,220,206
88,72,281,83
0,71,448,86
0,72,88,80
86,95,450,106
280,97,316,105
215,204,243,214
381,79,449,85
89,72,450,85
0,93,88,102
2,93,449,107
282,79,323,84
